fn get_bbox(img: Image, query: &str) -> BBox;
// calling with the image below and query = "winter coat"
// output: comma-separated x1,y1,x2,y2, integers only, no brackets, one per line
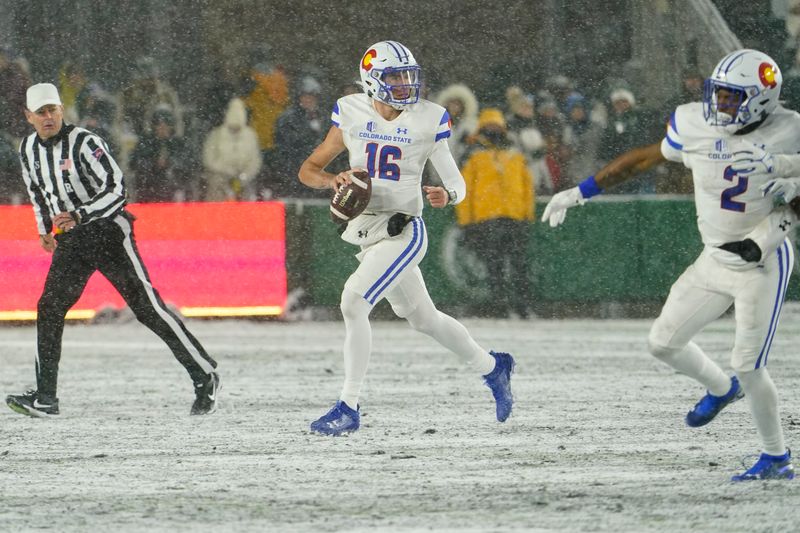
244,69,289,151
202,98,262,201
435,83,479,166
456,140,535,226
273,103,327,198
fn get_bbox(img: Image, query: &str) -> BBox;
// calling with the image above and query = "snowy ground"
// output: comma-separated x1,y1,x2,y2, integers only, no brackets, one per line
2,309,800,532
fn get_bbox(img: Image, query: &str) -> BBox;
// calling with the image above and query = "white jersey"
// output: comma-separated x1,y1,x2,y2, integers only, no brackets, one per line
661,103,800,263
332,93,451,217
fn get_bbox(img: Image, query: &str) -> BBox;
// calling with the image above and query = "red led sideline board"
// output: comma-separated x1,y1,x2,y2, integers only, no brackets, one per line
0,202,287,320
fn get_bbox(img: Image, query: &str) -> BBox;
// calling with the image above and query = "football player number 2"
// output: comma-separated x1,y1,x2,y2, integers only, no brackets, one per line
721,165,748,212
365,143,402,181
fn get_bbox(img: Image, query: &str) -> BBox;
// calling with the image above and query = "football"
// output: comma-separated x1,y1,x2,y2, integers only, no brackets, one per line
330,170,372,223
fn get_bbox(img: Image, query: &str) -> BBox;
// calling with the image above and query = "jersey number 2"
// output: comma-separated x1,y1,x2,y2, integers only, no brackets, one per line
365,143,402,181
721,165,748,212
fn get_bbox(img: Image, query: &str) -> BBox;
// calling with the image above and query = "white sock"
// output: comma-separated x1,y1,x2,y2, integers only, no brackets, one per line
339,291,373,409
406,304,495,375
649,341,731,396
737,368,787,456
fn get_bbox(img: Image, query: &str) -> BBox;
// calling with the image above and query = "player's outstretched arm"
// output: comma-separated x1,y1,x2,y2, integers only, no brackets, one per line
542,142,665,227
299,126,347,191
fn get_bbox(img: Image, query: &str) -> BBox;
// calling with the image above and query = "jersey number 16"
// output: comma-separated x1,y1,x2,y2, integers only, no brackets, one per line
365,142,402,181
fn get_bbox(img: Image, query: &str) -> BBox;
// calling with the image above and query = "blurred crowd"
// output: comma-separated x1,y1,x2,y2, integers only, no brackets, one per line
5,15,800,208
0,42,710,207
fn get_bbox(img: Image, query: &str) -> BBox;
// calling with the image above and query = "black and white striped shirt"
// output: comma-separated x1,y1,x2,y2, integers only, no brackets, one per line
19,124,126,235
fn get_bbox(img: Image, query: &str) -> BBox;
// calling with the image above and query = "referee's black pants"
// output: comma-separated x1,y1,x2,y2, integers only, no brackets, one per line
36,212,217,399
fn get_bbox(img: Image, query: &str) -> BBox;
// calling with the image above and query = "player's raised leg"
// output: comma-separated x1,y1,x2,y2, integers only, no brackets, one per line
647,256,740,426
387,265,515,422
99,215,220,415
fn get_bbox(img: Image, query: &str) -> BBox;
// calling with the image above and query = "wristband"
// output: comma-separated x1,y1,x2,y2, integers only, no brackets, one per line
578,175,603,199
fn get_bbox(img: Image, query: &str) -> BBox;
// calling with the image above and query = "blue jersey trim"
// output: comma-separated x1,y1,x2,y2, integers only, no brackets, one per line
363,218,425,304
435,131,451,142
665,134,683,151
756,240,792,368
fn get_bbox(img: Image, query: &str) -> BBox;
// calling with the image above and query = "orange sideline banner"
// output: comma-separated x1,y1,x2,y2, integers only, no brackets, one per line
0,202,287,320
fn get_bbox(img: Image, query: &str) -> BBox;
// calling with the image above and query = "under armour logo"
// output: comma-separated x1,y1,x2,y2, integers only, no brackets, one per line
780,220,792,231
397,127,408,135
358,230,368,238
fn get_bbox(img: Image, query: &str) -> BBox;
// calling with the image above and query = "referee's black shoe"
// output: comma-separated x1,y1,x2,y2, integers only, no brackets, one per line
6,390,59,417
190,372,220,415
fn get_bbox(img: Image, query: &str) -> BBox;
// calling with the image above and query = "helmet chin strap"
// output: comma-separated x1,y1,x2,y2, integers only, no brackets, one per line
734,116,767,135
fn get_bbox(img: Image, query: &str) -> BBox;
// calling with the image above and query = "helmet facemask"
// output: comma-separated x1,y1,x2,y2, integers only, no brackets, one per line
372,66,420,109
703,79,754,132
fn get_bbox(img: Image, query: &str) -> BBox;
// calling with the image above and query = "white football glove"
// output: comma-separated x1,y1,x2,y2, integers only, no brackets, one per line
541,187,586,228
760,177,800,203
728,144,776,178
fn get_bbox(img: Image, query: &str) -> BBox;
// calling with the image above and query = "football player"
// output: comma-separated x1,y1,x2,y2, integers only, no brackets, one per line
543,49,798,481
299,41,515,435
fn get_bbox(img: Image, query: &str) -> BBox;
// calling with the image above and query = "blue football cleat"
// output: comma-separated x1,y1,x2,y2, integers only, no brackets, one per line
484,351,515,422
731,450,795,482
310,400,360,436
685,376,744,427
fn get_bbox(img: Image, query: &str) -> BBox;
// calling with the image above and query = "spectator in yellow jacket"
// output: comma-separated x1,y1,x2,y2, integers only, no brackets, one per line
456,108,535,318
244,63,290,197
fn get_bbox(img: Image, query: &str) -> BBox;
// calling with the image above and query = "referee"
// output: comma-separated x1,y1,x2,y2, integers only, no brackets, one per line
6,83,220,417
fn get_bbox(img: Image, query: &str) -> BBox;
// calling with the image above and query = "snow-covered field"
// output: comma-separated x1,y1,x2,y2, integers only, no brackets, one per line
2,310,800,532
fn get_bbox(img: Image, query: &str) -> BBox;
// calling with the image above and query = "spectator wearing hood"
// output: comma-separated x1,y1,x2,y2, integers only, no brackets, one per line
202,98,262,201
0,46,32,139
58,61,88,125
435,83,479,166
272,76,327,198
504,86,551,194
598,87,659,194
244,61,290,196
563,94,602,188
118,56,184,139
534,94,571,195
129,106,191,202
457,108,535,318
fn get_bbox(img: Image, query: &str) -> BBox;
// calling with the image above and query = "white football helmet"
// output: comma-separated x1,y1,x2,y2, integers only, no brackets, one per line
359,41,421,109
703,49,782,133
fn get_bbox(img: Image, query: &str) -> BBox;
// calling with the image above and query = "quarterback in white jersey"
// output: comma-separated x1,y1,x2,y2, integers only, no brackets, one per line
543,49,798,481
299,40,515,435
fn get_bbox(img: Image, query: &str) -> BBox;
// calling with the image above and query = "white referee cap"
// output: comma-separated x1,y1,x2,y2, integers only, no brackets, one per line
26,83,62,112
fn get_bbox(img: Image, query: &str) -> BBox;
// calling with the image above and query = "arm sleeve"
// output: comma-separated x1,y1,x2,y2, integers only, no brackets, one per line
659,111,684,163
20,148,51,235
75,135,127,222
19,139,53,235
331,100,342,129
429,138,466,205
773,154,800,178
